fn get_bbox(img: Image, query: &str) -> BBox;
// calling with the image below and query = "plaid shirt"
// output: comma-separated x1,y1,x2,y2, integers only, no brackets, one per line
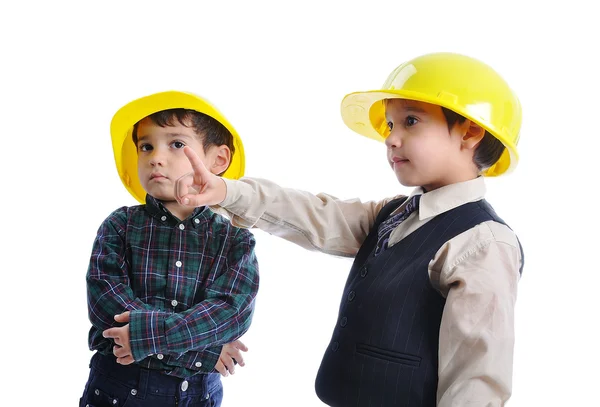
86,195,259,378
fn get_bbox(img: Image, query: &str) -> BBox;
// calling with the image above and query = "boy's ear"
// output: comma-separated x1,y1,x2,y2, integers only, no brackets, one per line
208,145,231,175
461,121,486,150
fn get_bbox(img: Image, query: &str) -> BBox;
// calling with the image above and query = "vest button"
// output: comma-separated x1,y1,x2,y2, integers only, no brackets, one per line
340,317,347,327
348,291,356,302
331,341,339,352
360,266,368,278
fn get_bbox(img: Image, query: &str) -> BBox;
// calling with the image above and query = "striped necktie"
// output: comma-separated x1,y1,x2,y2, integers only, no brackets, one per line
374,194,421,256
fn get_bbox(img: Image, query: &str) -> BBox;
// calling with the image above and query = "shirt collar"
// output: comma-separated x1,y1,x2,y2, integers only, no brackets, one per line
144,194,207,227
407,177,486,221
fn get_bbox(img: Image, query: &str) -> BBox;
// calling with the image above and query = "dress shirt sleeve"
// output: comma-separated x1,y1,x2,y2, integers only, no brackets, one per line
210,177,398,257
431,221,522,407
86,208,154,332
129,228,259,363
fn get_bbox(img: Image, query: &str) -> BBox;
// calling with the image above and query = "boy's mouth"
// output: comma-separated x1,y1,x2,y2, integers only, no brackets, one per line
392,156,409,164
150,173,167,180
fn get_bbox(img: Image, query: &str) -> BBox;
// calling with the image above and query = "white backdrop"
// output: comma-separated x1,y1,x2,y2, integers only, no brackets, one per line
1,1,598,406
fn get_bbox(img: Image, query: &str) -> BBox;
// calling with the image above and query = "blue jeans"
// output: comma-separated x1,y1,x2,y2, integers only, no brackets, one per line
80,352,223,407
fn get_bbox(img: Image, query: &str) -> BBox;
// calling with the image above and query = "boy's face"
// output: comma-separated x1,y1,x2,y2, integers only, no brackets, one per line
384,99,481,191
135,117,225,203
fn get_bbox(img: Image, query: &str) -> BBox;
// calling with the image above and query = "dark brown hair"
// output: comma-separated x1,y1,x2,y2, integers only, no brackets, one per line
441,107,505,171
132,108,235,158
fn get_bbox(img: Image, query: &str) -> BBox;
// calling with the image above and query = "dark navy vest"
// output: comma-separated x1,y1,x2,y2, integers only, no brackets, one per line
314,198,522,407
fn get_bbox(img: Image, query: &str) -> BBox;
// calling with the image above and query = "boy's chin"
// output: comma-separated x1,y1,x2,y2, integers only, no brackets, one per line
148,192,177,203
395,175,418,188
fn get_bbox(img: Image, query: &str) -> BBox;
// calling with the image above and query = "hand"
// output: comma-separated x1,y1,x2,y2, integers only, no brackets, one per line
215,339,249,377
175,146,227,208
102,311,134,365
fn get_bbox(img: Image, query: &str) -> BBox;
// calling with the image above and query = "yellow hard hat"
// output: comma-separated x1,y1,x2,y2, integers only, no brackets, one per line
341,52,522,176
110,90,245,203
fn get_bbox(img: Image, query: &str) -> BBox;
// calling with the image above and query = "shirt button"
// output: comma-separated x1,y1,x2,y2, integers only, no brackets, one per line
181,380,189,392
360,266,368,278
348,291,356,302
171,300,178,307
340,317,347,327
195,361,202,367
94,389,100,396
179,224,185,230
175,261,182,267
194,218,200,224
157,354,164,360
112,400,117,405
161,216,167,221
331,341,339,352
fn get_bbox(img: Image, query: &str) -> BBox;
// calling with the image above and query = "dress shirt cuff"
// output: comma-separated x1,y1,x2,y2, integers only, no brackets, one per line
129,309,169,362
211,178,258,228
191,347,222,373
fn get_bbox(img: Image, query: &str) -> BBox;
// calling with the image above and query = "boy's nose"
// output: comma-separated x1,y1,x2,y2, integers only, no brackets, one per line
385,130,402,148
149,150,166,166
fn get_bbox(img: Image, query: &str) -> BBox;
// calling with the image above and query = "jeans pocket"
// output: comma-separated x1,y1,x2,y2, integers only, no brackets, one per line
355,343,421,367
208,382,223,407
82,386,123,406
81,372,134,407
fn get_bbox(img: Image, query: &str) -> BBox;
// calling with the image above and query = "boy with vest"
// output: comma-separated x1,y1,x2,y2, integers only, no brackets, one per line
80,91,259,407
175,53,524,406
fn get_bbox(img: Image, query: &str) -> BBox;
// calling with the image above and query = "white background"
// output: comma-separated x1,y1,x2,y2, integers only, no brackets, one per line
1,1,598,406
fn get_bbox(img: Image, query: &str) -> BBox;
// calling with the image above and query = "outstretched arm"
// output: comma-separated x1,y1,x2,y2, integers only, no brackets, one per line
176,146,398,257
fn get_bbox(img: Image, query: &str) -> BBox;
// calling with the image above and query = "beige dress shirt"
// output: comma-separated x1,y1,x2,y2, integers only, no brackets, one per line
212,176,521,406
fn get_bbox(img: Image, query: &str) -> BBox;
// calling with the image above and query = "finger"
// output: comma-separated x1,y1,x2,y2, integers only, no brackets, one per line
215,360,229,377
113,345,131,358
174,172,195,203
114,311,130,323
102,328,118,339
103,333,124,347
223,355,236,374
103,326,126,344
235,340,249,352
183,146,211,178
231,349,245,367
117,355,135,365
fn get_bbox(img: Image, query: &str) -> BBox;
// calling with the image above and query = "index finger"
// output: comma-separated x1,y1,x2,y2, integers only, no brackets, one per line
103,326,125,340
102,327,118,339
215,360,229,377
236,341,249,352
183,146,210,177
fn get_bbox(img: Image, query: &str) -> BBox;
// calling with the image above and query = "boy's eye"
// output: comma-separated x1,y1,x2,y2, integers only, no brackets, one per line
172,141,185,149
405,116,418,127
387,121,393,131
139,144,152,152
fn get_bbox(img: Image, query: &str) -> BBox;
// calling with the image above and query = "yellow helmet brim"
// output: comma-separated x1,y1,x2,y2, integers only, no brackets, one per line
110,91,245,203
340,53,521,176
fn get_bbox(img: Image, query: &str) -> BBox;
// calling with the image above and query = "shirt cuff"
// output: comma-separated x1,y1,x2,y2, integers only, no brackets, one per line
219,178,244,207
194,346,222,373
211,178,258,228
129,309,169,362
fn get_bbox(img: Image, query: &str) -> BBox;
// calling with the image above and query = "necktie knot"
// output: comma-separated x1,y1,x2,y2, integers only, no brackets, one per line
375,195,421,256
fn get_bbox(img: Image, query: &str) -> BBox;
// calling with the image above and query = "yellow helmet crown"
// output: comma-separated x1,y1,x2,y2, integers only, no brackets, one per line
110,90,245,203
341,52,522,176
